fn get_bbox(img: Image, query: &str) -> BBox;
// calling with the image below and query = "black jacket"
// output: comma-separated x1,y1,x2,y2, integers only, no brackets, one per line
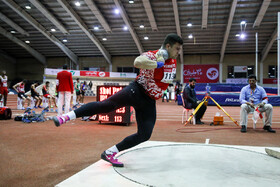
183,85,198,109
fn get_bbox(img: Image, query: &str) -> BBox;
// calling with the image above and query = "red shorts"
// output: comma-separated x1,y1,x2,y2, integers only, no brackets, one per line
44,94,50,98
0,87,8,95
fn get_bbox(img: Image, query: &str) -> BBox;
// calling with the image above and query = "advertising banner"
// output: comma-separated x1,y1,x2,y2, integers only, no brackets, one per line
234,66,247,72
45,68,136,78
183,64,219,83
44,68,80,76
80,71,109,77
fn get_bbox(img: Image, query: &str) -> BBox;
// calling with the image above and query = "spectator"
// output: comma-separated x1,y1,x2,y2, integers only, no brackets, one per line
88,81,93,90
75,78,81,104
56,64,74,115
162,88,169,102
239,74,275,133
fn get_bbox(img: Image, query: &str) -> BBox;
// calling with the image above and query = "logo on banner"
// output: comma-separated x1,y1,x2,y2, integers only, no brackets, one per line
85,71,97,76
99,72,105,77
206,68,218,80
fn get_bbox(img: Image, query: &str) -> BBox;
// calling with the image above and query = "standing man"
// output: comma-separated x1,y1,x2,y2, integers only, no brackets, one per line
88,81,93,90
162,88,169,102
182,78,207,124
239,74,275,133
75,78,81,104
53,33,183,167
0,70,8,106
56,64,73,115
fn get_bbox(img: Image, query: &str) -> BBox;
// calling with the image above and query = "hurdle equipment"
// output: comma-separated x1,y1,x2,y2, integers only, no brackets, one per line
184,96,239,126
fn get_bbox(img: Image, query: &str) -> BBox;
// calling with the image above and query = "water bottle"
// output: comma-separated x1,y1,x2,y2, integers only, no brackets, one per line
206,83,211,96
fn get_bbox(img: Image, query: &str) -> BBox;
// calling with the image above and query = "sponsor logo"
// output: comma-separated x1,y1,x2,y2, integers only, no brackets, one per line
70,70,75,75
85,71,97,76
183,69,202,76
99,72,105,77
206,68,218,80
225,98,240,102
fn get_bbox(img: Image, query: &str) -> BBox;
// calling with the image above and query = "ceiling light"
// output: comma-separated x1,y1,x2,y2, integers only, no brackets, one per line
144,36,149,40
187,23,192,27
114,9,120,14
25,40,30,43
129,0,134,3
240,33,246,39
102,37,107,41
235,34,240,37
123,26,128,30
10,30,16,34
240,20,246,25
51,28,56,32
188,34,193,39
94,26,99,30
139,25,144,29
75,1,81,7
62,39,68,42
25,5,31,9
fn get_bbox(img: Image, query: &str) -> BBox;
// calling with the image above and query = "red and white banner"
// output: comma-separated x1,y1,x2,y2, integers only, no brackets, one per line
183,64,219,83
44,68,136,78
80,71,109,77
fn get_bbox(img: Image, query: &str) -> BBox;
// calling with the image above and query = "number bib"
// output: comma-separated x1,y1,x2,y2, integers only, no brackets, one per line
161,67,176,84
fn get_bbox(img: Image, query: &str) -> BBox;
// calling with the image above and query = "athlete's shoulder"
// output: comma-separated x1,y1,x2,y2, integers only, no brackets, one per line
141,50,158,60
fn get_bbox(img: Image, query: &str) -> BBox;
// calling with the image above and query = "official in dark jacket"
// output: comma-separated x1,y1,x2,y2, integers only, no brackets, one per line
182,78,207,124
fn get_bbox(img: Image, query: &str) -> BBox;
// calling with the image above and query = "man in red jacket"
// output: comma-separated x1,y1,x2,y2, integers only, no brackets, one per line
56,64,74,115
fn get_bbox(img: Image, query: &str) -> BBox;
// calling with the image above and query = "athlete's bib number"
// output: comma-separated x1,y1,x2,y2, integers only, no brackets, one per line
161,68,176,83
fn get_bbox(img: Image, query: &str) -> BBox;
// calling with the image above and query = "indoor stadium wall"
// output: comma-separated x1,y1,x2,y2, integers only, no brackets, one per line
0,55,16,80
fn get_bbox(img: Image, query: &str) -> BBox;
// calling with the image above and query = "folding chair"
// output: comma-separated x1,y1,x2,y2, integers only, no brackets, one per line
181,94,196,125
251,109,265,129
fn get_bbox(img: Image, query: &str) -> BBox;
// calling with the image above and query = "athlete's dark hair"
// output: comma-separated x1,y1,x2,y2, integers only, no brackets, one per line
163,33,183,47
189,78,196,82
63,64,68,70
248,74,257,80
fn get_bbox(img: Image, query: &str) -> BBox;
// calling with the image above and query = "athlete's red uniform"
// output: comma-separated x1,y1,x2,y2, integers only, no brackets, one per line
136,50,177,100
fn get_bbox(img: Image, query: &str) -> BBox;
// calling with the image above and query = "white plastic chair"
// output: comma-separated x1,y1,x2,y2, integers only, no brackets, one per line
181,94,196,125
251,110,265,129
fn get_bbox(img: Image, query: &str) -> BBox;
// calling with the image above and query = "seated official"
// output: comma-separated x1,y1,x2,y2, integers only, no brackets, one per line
182,78,207,124
239,74,275,133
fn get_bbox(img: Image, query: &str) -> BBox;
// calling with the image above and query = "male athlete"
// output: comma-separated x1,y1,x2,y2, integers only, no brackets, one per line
0,70,8,106
53,33,183,167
